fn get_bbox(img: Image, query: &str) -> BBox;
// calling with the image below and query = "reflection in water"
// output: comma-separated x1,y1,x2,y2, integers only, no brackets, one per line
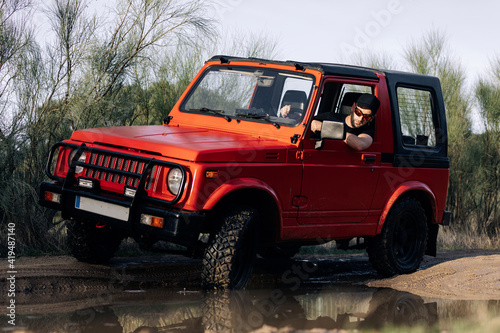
360,289,438,329
8,287,454,332
68,307,123,333
200,288,438,332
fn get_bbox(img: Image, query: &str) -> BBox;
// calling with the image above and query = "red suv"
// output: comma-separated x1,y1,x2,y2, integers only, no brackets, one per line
39,56,450,289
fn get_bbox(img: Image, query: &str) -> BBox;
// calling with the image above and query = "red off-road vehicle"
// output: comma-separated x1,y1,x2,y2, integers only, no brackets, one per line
40,56,450,289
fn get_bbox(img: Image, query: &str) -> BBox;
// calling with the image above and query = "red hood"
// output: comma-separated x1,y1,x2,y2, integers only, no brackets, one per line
70,125,289,162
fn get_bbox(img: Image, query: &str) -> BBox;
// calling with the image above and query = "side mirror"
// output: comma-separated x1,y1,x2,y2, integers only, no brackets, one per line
315,120,345,150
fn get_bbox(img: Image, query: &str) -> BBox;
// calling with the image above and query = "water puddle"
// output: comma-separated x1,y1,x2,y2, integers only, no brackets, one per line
3,285,499,332
3,252,500,332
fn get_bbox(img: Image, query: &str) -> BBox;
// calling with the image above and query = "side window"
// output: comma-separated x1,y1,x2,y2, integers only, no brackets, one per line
315,82,372,117
397,87,436,147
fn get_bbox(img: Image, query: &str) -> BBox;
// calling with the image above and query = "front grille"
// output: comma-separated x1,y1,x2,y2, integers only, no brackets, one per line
46,142,186,205
83,152,159,190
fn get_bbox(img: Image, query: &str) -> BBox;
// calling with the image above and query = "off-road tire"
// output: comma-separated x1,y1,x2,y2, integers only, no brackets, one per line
202,207,258,290
367,198,428,277
67,219,123,264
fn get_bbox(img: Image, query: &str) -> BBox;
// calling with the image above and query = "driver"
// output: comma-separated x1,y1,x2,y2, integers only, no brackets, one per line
311,93,380,151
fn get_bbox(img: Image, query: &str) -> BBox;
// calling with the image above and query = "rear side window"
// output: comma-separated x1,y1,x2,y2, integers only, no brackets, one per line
397,87,436,147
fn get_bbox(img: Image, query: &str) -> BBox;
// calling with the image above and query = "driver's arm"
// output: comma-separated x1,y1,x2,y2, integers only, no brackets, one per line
345,132,373,151
312,120,373,150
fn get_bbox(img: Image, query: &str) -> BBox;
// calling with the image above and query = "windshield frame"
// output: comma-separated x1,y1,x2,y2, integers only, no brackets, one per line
179,65,316,128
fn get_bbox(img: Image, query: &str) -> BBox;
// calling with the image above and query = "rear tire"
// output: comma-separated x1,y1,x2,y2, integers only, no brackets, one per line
367,198,428,277
67,219,123,264
202,206,259,290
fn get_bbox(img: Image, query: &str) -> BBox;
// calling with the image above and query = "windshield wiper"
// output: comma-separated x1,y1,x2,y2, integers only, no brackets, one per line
236,113,280,129
190,108,231,122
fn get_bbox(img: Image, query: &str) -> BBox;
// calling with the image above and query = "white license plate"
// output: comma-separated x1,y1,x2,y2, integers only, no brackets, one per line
75,196,130,221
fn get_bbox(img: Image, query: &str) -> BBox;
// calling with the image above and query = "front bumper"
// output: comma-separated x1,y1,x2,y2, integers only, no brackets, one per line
40,181,205,246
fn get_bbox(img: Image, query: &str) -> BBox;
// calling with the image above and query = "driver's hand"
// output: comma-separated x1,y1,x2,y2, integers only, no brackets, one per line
311,120,322,132
280,105,291,117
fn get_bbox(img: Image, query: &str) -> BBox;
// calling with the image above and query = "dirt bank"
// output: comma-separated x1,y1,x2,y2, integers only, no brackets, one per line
367,254,500,300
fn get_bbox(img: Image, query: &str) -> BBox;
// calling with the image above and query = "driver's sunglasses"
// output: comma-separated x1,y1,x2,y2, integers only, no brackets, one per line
354,106,373,121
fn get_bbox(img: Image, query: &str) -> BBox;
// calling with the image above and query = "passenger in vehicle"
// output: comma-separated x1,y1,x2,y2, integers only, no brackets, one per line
279,104,302,120
311,93,380,151
278,90,308,122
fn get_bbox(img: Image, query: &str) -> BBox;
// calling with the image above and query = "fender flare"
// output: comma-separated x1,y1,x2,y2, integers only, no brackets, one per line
376,181,437,234
202,177,282,212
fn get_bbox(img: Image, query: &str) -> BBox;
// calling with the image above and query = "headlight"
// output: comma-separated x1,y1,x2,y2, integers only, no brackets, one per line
167,167,183,195
68,150,86,174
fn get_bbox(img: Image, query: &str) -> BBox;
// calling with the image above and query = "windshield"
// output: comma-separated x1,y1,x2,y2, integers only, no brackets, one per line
180,66,315,127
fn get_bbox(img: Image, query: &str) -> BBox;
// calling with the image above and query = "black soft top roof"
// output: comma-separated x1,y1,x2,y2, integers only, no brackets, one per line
207,55,439,84
208,55,380,79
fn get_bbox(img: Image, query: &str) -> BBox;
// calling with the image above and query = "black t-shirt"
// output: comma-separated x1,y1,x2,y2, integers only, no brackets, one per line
315,112,375,139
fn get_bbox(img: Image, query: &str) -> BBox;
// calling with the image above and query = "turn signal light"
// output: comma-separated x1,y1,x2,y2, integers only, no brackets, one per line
140,214,164,228
205,170,219,179
44,191,61,203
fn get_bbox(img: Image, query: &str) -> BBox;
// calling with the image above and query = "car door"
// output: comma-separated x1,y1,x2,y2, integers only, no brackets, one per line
297,138,381,224
297,81,382,224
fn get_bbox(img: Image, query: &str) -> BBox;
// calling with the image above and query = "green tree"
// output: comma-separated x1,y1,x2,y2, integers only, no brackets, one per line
0,0,282,255
474,59,500,236
403,31,473,227
0,0,215,254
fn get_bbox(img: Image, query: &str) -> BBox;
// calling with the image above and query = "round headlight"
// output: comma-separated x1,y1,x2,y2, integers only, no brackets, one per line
68,150,86,174
167,167,183,195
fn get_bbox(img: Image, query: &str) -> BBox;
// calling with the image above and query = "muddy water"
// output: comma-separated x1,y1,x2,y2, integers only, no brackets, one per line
4,286,500,332
2,252,500,332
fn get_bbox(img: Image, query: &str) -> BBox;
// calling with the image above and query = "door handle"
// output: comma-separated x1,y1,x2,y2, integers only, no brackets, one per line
362,154,376,164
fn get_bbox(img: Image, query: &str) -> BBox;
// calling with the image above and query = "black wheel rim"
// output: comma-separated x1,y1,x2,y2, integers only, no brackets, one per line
392,212,423,267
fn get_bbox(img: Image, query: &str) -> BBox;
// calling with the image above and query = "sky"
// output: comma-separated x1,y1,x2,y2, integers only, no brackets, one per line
211,0,499,81
57,0,499,81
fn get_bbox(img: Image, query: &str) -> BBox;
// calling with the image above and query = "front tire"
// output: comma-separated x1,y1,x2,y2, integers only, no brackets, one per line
367,198,428,277
202,206,259,290
67,219,123,264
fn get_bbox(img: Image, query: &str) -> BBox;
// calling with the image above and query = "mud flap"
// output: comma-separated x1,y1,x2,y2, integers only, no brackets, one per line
425,223,439,257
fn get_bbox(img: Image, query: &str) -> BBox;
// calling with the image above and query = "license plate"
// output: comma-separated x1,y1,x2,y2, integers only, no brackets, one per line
75,196,130,221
